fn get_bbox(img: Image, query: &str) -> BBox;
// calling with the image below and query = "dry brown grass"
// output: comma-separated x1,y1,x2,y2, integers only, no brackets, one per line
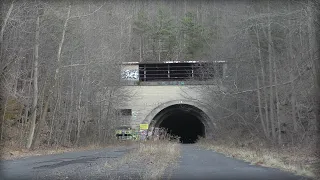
105,139,181,180
197,137,317,179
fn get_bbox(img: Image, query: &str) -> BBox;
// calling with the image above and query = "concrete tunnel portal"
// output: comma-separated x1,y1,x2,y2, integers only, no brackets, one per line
150,104,210,144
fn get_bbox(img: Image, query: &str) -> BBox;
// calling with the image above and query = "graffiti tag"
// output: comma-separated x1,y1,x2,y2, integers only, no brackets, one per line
121,69,139,80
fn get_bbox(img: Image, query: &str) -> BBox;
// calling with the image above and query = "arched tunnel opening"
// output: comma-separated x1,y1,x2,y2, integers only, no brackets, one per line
152,104,207,144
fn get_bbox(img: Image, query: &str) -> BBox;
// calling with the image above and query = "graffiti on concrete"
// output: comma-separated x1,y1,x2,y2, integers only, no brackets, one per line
140,130,147,140
121,69,139,80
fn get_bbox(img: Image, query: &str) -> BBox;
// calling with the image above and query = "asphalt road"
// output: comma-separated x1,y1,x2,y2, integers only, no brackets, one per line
0,146,136,180
0,144,313,180
170,144,312,180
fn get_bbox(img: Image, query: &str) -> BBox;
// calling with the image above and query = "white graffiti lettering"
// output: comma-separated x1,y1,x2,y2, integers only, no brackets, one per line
121,69,139,80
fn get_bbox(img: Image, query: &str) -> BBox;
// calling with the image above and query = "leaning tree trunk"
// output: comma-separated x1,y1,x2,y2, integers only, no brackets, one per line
26,14,40,150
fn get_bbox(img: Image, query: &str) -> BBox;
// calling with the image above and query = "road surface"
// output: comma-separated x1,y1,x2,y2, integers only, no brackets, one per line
0,146,135,180
170,144,311,180
0,144,312,180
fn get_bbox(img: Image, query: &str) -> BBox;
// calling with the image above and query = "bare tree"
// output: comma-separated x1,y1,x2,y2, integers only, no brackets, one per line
26,9,40,149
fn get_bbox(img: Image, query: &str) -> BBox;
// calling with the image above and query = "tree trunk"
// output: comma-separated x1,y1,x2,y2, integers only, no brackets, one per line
47,4,71,147
0,81,5,142
288,1,298,133
33,94,49,148
255,25,270,138
63,60,74,146
26,14,40,150
0,1,15,141
253,53,267,137
104,89,114,142
290,72,298,132
21,74,33,145
307,0,318,133
55,4,71,80
267,1,276,140
0,0,14,44
273,55,281,144
0,97,8,141
76,71,86,146
311,2,320,153
48,83,61,146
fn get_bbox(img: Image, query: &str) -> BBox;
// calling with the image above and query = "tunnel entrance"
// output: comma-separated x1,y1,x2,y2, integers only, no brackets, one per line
152,104,207,144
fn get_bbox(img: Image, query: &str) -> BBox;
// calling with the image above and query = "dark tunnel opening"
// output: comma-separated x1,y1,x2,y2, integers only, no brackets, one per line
156,106,205,144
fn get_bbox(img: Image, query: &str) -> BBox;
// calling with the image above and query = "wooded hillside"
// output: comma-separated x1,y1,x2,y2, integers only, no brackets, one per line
0,0,318,161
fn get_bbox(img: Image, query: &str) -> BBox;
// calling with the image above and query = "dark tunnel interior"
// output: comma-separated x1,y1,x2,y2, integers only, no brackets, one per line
158,108,205,144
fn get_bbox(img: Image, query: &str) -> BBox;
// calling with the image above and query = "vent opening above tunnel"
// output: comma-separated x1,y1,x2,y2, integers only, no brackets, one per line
120,61,227,84
138,62,224,82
